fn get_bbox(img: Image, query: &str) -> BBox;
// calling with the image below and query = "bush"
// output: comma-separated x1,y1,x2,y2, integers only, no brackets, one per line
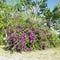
56,34,60,46
4,19,57,52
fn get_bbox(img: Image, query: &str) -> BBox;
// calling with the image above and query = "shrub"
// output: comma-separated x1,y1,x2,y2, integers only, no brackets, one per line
4,19,57,52
56,34,60,46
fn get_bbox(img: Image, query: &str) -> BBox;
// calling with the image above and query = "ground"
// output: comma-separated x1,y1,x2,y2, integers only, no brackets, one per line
0,46,60,60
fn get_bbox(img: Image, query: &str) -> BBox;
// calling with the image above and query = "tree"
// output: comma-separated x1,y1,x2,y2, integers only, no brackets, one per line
43,1,60,30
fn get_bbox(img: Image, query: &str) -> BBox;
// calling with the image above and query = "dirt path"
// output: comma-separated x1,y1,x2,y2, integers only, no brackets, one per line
0,46,60,60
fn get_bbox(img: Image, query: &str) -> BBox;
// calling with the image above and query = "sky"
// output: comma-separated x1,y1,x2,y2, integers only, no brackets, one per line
5,0,60,11
47,0,60,11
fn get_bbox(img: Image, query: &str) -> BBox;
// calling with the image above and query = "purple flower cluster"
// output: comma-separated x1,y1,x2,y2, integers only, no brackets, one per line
16,26,24,31
5,24,55,52
26,48,32,51
20,33,26,43
11,33,17,38
28,30,36,43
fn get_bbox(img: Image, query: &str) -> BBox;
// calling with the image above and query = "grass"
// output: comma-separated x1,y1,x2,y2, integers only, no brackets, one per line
0,45,60,60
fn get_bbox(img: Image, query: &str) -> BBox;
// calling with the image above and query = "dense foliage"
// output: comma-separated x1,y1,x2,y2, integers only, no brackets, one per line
0,0,60,52
5,19,57,52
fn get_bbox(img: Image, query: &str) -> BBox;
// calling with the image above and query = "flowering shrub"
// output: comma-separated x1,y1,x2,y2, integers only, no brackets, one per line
0,1,59,52
5,19,57,52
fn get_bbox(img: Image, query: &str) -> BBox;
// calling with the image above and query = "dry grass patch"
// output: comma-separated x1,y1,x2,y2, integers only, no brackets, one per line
0,46,60,60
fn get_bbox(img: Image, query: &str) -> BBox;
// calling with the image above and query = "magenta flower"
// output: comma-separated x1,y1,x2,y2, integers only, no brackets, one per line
11,33,17,38
31,40,35,43
22,43,26,47
16,26,24,31
29,35,33,40
20,33,26,43
17,45,20,49
26,48,32,51
20,37,25,43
